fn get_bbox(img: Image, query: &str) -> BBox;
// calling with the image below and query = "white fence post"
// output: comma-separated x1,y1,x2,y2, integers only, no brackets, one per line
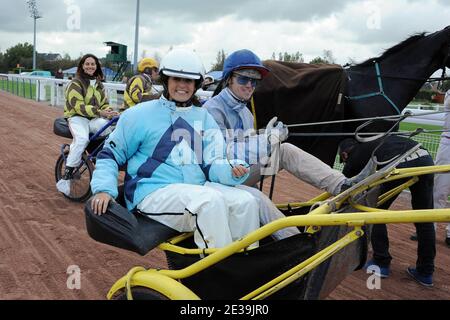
50,82,55,106
35,80,40,102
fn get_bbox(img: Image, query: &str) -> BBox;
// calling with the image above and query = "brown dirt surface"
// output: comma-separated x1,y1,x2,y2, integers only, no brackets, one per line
0,91,449,300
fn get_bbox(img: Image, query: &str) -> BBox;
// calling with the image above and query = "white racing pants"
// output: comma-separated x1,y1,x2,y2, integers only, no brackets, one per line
66,116,112,167
245,143,346,195
433,141,450,237
236,184,300,241
137,182,260,249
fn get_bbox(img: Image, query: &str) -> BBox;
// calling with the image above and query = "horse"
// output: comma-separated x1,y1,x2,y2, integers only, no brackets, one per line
253,25,450,166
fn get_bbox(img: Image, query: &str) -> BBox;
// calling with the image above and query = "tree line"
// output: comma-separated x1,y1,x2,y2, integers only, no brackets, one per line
0,42,132,77
1,43,448,94
0,42,77,74
210,49,337,71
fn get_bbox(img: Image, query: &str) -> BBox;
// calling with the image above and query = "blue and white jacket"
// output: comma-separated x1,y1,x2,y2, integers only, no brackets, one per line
204,88,270,164
91,96,249,211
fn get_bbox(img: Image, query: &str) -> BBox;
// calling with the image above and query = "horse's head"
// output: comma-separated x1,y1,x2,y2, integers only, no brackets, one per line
424,25,450,71
376,25,450,77
345,25,450,130
446,40,450,69
444,27,450,62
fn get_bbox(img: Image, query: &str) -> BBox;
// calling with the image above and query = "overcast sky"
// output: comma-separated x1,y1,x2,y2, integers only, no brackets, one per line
0,0,449,70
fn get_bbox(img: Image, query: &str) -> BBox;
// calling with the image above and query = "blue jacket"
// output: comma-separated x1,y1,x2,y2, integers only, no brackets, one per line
204,88,270,164
91,97,249,211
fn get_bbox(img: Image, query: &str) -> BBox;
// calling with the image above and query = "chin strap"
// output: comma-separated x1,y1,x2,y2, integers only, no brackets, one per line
227,87,249,105
173,99,193,108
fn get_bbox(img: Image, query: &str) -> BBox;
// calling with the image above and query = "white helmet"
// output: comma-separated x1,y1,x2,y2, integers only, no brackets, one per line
159,48,206,89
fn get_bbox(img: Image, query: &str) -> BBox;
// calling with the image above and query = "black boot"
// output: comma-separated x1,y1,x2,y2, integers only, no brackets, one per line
63,166,75,180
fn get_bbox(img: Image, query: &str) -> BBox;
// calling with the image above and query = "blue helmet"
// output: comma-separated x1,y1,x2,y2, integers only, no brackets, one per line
222,49,270,80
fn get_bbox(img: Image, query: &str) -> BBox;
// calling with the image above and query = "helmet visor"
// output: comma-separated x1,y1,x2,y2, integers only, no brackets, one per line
162,68,202,80
233,69,262,80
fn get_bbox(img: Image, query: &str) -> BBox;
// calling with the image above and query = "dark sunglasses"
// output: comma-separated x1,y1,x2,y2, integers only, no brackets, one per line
234,74,259,87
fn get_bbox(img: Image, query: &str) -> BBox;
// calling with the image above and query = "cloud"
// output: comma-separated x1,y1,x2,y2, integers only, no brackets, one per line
2,0,357,34
334,0,450,62
0,0,448,69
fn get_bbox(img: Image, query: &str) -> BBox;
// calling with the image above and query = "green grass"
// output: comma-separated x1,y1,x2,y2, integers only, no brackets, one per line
0,79,53,100
0,79,36,99
399,122,443,135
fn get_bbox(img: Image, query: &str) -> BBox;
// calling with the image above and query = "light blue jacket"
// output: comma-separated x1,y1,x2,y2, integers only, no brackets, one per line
204,88,270,164
91,97,249,211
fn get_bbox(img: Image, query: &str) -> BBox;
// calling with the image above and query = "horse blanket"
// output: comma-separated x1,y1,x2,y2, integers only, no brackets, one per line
254,60,347,165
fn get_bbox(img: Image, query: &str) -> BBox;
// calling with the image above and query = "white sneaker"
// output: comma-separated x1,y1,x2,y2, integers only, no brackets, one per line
56,179,71,196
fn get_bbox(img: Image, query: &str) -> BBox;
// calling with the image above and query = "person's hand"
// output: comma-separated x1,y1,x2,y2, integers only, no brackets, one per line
265,117,289,143
109,110,120,118
91,192,112,215
99,109,119,119
105,108,120,118
264,116,278,136
231,165,249,178
274,121,289,142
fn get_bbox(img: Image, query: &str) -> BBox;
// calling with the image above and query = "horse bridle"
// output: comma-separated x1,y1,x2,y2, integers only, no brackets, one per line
346,61,403,114
345,48,450,114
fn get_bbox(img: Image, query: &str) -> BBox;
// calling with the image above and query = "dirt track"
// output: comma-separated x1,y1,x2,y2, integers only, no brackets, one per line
0,91,449,300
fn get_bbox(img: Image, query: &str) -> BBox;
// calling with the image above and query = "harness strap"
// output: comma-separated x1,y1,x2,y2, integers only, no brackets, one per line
347,61,401,115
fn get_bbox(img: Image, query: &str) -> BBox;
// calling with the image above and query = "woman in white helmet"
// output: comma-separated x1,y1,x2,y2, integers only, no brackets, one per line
89,49,260,250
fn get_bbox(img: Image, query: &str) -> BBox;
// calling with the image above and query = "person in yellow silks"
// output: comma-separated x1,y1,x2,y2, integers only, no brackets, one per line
122,57,160,110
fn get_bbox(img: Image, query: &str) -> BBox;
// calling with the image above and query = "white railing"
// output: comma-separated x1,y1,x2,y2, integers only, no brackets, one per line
402,106,445,126
0,73,213,109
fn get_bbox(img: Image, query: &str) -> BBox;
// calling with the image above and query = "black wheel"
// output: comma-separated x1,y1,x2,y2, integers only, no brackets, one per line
55,151,94,202
112,286,170,300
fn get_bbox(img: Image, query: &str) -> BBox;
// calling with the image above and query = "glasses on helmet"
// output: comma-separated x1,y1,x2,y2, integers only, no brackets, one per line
234,74,259,87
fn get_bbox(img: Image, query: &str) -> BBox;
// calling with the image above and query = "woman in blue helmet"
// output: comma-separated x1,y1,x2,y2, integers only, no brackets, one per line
89,49,261,250
204,49,373,234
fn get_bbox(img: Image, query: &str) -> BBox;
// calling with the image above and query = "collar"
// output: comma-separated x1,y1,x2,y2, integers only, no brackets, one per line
220,88,249,112
160,95,193,112
141,73,152,84
162,91,195,108
89,79,97,88
160,95,176,111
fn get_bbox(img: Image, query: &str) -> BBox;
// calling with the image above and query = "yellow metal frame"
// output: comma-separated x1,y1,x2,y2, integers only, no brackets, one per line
108,163,450,300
